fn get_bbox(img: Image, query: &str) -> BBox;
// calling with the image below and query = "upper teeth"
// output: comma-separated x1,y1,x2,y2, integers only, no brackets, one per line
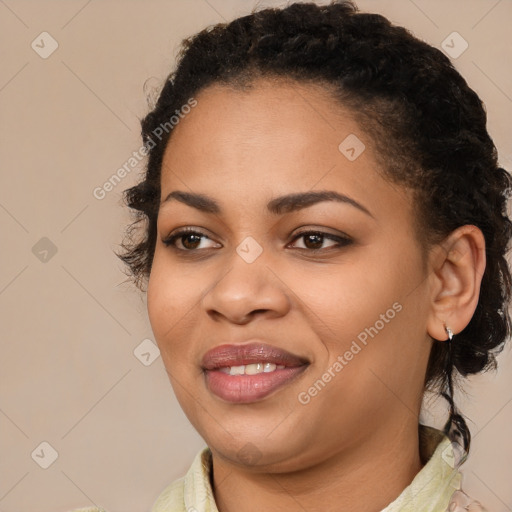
219,363,286,375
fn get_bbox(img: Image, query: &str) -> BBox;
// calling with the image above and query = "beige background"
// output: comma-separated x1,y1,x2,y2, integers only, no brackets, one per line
0,1,511,511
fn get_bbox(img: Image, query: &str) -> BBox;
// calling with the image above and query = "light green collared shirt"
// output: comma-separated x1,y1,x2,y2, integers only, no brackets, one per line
71,425,486,512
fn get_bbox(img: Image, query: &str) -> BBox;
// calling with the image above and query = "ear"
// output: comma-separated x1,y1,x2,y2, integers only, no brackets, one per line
426,225,486,341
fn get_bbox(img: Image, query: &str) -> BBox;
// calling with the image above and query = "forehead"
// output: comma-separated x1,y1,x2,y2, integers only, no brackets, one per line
166,79,350,150
163,81,376,184
159,79,413,228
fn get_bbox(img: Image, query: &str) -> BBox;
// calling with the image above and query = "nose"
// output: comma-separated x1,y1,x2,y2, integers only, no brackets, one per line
201,251,291,325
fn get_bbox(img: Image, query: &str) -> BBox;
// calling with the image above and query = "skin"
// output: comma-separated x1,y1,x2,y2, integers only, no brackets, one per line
146,78,486,512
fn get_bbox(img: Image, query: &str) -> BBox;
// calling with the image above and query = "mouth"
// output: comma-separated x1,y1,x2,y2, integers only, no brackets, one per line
201,342,310,403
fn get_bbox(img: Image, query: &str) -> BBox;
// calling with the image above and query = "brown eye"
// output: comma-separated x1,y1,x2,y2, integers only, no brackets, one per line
302,233,325,250
180,233,203,250
162,228,220,251
290,231,352,251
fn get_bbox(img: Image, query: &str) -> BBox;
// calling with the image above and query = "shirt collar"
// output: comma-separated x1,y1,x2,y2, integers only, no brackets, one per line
381,425,463,511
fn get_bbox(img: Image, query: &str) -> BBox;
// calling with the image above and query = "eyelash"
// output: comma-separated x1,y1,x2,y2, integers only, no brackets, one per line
161,227,352,253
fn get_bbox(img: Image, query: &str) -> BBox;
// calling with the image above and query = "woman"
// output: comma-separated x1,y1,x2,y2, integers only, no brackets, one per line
73,1,511,510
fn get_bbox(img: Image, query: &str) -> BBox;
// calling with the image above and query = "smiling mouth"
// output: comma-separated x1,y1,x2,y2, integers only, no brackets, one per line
201,341,310,403
204,364,309,403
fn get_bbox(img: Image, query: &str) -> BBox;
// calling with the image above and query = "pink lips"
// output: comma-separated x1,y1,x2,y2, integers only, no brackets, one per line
201,342,309,403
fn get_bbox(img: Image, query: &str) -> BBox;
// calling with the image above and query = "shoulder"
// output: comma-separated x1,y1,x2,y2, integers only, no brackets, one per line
66,476,187,512
66,448,208,512
151,446,214,512
150,475,187,511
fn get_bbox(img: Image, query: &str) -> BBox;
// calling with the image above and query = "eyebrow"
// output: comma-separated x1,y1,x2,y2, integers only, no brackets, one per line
160,190,374,218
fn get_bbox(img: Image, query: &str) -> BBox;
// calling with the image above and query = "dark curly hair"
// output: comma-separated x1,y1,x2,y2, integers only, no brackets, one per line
117,0,512,452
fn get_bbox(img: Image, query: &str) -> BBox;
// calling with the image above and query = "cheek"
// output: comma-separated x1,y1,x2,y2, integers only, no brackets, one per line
146,258,170,339
318,254,428,402
296,242,423,368
146,252,198,351
289,257,398,342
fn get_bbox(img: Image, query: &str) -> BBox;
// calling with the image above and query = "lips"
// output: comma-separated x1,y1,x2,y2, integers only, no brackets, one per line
201,342,309,370
201,341,310,404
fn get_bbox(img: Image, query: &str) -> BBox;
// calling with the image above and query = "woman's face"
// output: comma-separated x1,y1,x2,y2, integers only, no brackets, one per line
147,79,434,471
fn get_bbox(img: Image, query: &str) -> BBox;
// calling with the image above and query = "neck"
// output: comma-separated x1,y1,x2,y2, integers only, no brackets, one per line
211,422,423,512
